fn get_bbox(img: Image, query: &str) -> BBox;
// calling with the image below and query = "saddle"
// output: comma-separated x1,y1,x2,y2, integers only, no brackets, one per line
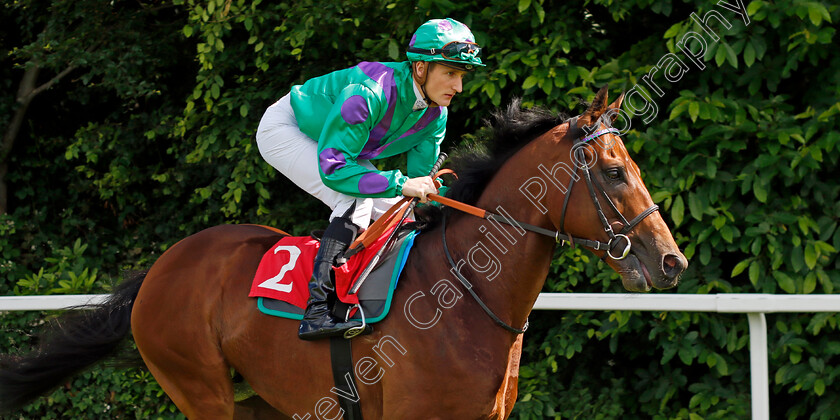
249,227,418,325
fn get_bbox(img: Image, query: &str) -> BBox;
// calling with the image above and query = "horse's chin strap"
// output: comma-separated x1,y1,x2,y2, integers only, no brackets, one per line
412,61,436,107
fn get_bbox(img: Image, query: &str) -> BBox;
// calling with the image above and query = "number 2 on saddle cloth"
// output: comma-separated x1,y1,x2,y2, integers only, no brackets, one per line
248,220,417,323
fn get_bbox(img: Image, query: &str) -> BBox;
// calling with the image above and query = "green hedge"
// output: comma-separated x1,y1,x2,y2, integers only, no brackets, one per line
1,0,838,418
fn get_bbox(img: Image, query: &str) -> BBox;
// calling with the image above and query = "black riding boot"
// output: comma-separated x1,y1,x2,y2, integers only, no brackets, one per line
298,216,363,340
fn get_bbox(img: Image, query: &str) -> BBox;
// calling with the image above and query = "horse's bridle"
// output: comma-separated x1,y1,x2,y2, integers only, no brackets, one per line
556,116,660,260
439,115,660,334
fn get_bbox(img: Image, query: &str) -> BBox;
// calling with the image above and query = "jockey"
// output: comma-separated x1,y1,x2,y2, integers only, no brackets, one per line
256,18,484,340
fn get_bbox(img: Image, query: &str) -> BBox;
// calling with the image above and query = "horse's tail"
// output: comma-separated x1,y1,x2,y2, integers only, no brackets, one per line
0,270,146,412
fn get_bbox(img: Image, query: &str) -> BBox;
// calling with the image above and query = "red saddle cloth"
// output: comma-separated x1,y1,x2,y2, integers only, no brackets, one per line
248,224,398,309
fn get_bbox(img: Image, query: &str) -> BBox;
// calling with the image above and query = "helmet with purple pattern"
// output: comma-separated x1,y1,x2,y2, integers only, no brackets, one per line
406,18,484,71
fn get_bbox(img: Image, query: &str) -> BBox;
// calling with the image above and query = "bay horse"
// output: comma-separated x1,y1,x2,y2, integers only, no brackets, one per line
0,86,687,419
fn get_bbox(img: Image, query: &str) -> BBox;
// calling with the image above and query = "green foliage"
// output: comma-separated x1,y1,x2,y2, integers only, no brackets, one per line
1,0,838,418
14,239,98,295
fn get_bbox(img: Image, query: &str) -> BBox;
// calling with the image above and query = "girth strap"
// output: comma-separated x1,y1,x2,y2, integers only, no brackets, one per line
330,337,363,420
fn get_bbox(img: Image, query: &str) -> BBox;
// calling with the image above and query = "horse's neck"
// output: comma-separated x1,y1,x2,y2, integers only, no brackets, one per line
443,138,563,336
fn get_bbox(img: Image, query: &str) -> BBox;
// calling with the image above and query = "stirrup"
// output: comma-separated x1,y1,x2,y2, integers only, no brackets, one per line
343,305,367,339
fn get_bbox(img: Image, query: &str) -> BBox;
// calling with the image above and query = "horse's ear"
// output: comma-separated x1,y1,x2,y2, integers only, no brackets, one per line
606,91,625,123
579,85,609,127
608,91,625,112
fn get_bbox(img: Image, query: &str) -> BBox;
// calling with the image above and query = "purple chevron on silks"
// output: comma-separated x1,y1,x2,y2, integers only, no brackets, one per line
357,102,441,160
357,62,397,157
319,148,346,175
358,142,389,160
398,107,441,140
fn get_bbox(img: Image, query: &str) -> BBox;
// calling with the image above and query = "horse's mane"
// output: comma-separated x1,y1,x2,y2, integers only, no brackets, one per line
409,99,568,231
446,98,568,205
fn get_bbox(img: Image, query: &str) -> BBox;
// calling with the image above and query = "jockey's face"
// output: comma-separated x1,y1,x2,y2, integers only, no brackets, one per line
414,62,466,107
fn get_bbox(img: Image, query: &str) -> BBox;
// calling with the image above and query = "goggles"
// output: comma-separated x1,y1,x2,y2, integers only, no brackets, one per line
408,41,482,61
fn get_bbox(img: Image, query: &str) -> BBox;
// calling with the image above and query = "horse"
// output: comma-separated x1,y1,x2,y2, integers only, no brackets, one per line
0,86,687,419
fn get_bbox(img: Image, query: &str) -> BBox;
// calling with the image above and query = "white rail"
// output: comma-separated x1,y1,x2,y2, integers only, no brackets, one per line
532,293,840,420
0,294,108,311
3,293,839,420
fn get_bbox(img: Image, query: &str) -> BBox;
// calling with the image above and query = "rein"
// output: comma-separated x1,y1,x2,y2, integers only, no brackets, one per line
430,194,624,254
440,215,528,334
431,116,660,335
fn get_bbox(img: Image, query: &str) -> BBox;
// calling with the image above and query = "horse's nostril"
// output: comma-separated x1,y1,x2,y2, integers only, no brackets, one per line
662,254,683,279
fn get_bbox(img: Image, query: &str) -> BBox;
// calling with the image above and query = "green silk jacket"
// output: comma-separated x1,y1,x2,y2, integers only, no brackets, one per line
290,61,446,198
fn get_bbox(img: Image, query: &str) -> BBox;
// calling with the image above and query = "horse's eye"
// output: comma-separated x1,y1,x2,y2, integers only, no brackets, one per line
605,167,623,181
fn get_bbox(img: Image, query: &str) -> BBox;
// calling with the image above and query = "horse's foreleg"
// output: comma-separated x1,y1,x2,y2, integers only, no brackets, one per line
497,334,523,419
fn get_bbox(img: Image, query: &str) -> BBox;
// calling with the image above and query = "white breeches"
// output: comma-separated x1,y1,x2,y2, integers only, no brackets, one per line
255,94,402,229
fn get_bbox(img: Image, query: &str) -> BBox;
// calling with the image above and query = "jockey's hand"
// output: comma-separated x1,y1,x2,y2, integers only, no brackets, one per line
401,176,438,203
